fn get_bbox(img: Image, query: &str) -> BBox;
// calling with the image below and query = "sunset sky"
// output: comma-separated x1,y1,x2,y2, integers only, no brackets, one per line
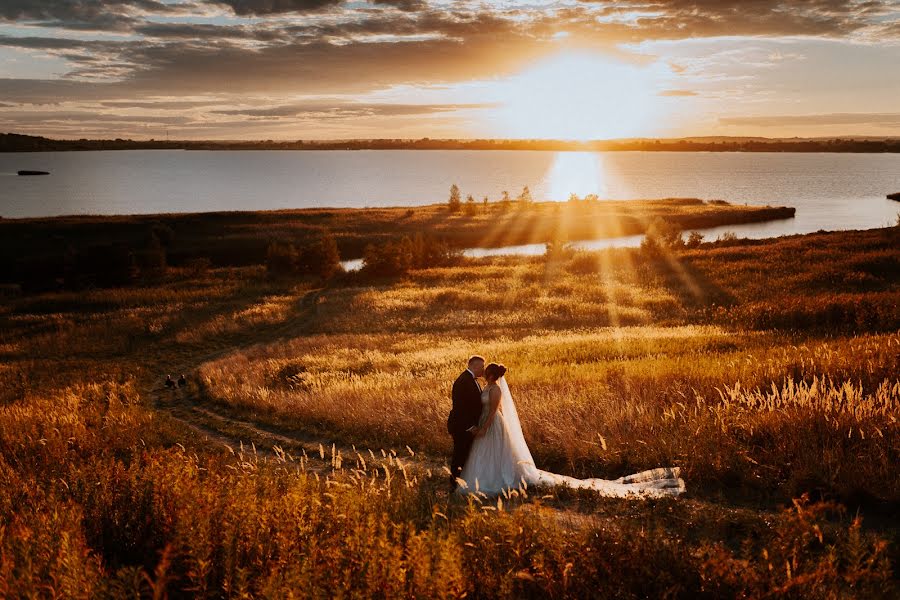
1,1,899,140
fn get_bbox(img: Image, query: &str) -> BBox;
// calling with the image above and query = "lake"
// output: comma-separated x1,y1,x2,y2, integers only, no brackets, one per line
2,151,898,245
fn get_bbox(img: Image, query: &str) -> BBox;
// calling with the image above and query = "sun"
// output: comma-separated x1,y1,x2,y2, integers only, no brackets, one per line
491,52,665,140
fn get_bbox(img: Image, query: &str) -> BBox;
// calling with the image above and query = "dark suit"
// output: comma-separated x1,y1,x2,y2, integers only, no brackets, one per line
447,370,482,484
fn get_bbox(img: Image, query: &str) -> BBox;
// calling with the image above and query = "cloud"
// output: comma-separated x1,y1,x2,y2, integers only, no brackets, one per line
133,22,289,41
212,101,496,118
568,0,899,41
207,0,428,17
0,0,183,31
208,0,343,16
659,89,698,96
370,0,427,12
1,0,898,138
720,113,900,127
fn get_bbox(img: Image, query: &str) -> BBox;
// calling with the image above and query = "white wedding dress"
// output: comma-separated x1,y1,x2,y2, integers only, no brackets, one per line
458,377,685,498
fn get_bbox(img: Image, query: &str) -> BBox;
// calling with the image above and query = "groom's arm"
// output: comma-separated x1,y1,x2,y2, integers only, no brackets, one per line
464,377,481,434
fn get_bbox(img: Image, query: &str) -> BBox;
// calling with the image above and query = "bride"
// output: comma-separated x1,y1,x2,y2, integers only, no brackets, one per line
458,363,685,498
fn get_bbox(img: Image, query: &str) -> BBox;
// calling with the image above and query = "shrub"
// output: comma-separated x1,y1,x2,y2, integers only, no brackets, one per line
717,231,738,243
136,232,167,277
545,239,574,261
566,251,598,274
362,238,414,276
296,229,341,279
641,218,684,253
517,185,533,205
464,195,477,216
685,231,705,249
266,240,298,276
267,230,340,279
65,243,139,288
185,257,211,277
448,184,461,213
362,234,456,277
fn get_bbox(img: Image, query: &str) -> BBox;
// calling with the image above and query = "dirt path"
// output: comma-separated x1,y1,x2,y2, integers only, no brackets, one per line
143,288,448,477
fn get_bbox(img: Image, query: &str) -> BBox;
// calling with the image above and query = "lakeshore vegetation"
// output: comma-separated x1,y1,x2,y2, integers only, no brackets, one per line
0,202,897,596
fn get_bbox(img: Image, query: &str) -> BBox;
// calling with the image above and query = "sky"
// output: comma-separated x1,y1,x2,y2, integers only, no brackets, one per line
1,0,899,140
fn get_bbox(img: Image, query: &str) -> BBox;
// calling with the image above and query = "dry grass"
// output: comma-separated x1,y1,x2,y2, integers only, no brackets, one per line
0,381,893,598
0,225,897,596
201,327,900,504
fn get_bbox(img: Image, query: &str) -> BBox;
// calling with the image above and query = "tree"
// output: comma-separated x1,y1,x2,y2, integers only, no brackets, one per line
362,237,414,276
465,194,477,216
268,229,341,280
297,230,341,279
362,234,456,277
448,184,461,212
266,240,298,276
518,185,533,204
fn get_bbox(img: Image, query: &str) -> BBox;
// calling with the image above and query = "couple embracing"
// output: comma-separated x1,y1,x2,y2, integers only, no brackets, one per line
447,355,686,498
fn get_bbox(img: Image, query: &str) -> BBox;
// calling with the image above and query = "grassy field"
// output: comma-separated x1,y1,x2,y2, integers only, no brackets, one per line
1,221,897,597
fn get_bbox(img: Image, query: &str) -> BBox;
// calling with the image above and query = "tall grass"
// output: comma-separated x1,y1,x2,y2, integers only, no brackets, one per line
0,226,897,596
201,328,900,504
1,382,893,597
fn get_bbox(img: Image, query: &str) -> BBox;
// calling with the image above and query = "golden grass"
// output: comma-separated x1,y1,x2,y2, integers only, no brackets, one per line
200,327,900,501
0,226,897,596
1,381,893,598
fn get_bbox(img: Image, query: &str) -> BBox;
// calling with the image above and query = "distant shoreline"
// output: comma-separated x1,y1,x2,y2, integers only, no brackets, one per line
3,132,900,153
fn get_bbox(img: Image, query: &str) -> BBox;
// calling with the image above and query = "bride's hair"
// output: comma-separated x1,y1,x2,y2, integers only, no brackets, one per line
485,363,507,380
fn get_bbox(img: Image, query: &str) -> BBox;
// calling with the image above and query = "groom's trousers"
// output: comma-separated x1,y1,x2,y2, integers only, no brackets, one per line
450,431,475,484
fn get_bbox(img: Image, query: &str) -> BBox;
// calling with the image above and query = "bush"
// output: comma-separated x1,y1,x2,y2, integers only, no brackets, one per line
717,231,738,243
362,238,414,276
266,241,298,276
65,243,138,288
266,230,341,279
297,230,341,279
685,231,705,249
448,184,461,213
135,232,167,278
517,185,533,205
464,195,477,216
544,239,574,261
363,234,456,277
641,218,684,253
184,257,211,277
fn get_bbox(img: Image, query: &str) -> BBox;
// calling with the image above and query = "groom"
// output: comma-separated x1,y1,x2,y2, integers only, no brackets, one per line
447,355,485,490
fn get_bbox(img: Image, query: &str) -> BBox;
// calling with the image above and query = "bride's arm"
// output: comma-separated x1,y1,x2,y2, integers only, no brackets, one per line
476,386,502,437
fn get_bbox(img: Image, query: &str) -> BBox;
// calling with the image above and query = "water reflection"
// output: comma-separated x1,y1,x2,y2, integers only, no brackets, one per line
340,217,799,272
544,152,606,200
